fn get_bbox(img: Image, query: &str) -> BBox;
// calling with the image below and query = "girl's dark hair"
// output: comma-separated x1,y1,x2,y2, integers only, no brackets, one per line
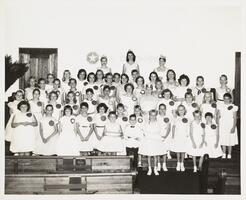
161,89,173,98
149,71,159,81
158,103,166,110
159,56,166,62
196,76,204,82
121,73,129,83
176,104,187,116
48,91,58,100
38,78,45,84
166,69,176,81
17,101,30,111
45,104,54,110
129,114,136,119
32,88,40,95
100,56,107,62
80,102,89,109
108,111,117,118
96,69,104,79
178,74,190,86
53,78,61,86
68,78,77,85
126,50,136,62
223,93,232,99
220,74,228,80
117,103,125,109
124,83,134,92
185,92,193,98
105,72,113,82
96,103,108,113
113,73,120,78
103,85,110,91
193,110,201,116
86,88,94,94
205,112,213,118
87,72,97,82
66,91,77,104
63,105,73,115
135,76,145,85
77,69,87,80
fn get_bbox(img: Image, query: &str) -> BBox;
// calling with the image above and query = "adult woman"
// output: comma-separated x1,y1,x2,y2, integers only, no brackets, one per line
122,50,140,77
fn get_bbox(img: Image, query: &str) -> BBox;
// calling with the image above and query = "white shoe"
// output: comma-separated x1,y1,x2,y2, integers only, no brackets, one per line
167,151,172,159
147,167,152,176
185,153,188,159
157,163,161,171
138,162,142,167
180,163,185,171
228,154,231,159
222,153,226,159
193,166,197,173
162,163,168,171
154,167,159,175
176,162,181,171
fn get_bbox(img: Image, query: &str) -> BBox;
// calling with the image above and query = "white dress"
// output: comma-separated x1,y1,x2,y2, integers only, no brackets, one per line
25,87,35,101
156,99,177,117
46,102,63,120
138,121,165,156
97,122,125,153
200,103,217,121
181,101,199,121
56,116,80,156
34,116,58,155
93,113,108,149
5,100,22,142
76,115,95,152
154,67,168,81
170,116,190,153
64,103,80,116
97,66,111,75
60,81,70,94
218,103,238,146
77,79,87,93
173,86,190,101
187,120,206,156
120,94,138,116
204,123,223,158
163,81,178,94
139,95,158,114
123,62,139,77
82,83,101,97
192,86,208,106
98,96,116,112
39,89,48,104
82,99,97,115
10,112,36,153
216,87,232,101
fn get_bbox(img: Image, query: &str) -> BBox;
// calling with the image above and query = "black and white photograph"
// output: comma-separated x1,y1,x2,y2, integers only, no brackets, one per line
1,0,245,199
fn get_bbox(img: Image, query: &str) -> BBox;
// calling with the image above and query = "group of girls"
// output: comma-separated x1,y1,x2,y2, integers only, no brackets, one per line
5,50,238,176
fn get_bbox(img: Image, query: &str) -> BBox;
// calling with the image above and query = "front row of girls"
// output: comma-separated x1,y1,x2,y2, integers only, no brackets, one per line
7,91,238,175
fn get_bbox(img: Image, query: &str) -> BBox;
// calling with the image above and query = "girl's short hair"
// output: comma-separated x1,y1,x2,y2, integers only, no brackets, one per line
124,83,134,92
129,114,136,119
223,93,232,99
63,105,73,115
117,103,125,109
96,103,108,113
17,101,30,111
86,88,94,94
105,72,113,80
45,104,54,111
108,111,117,118
53,78,61,85
48,91,58,100
32,88,40,95
66,91,77,104
68,78,77,85
103,85,110,91
100,55,107,62
185,92,193,98
149,109,158,116
121,73,129,83
166,69,176,81
134,105,142,110
220,74,228,80
113,73,120,78
80,102,89,109
38,78,45,84
87,72,97,82
196,76,204,82
135,76,145,85
149,71,159,81
193,109,201,116
77,69,87,80
205,112,213,118
178,74,190,86
96,69,104,78
176,104,187,116
161,89,173,98
158,103,166,110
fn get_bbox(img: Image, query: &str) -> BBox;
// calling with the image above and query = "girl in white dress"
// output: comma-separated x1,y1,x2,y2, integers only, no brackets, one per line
63,78,82,104
134,76,145,100
217,93,238,159
5,90,24,142
82,88,98,115
116,103,129,132
64,91,80,116
95,69,105,90
93,103,109,151
163,69,179,94
153,79,164,98
173,74,191,102
216,74,234,103
97,56,111,74
47,91,63,120
45,73,55,93
60,70,71,93
56,105,80,156
129,69,139,88
182,92,199,121
138,110,166,176
200,92,218,122
171,104,190,171
75,102,95,155
192,76,209,106
38,78,48,104
82,72,100,98
204,112,223,158
97,111,125,155
156,104,171,171
10,101,38,155
119,83,138,116
25,76,37,101
98,85,117,112
35,104,58,155
76,69,87,93
104,73,117,97
29,88,44,121
51,78,63,104
187,110,206,172
117,73,129,97
122,50,140,77
147,71,159,90
112,73,121,88
154,55,169,81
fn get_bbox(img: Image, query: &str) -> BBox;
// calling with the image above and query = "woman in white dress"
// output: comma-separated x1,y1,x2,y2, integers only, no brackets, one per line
171,104,190,171
138,110,166,176
217,93,238,159
187,110,206,172
77,69,87,92
75,102,95,155
173,74,191,102
122,50,140,77
216,74,234,103
97,111,125,155
56,105,80,156
163,69,179,94
5,90,25,142
95,69,105,90
147,71,159,90
204,112,223,158
35,104,58,155
25,76,37,101
154,55,169,81
97,56,111,75
60,70,71,94
10,101,38,155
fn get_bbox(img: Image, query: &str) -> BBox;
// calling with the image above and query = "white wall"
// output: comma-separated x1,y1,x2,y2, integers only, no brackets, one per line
4,0,242,99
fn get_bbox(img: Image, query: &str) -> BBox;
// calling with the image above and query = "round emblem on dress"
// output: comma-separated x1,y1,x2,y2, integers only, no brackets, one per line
211,103,217,108
73,105,78,110
83,82,88,86
192,102,198,108
110,86,116,90
138,118,143,123
140,90,145,94
164,117,169,123
101,115,106,121
26,113,32,117
182,118,188,123
70,118,75,124
93,85,98,90
187,88,192,93
201,88,207,93
132,96,137,101
122,117,128,122
37,101,42,107
75,91,80,96
227,105,233,110
86,52,99,64
92,100,97,105
49,120,54,126
56,104,61,109
211,124,217,129
169,101,175,106
87,116,93,122
201,123,205,129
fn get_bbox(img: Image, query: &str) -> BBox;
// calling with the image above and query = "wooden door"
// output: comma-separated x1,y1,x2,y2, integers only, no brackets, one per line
19,48,58,89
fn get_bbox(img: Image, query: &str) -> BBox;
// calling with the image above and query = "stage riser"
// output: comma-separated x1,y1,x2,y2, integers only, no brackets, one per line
5,175,133,194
